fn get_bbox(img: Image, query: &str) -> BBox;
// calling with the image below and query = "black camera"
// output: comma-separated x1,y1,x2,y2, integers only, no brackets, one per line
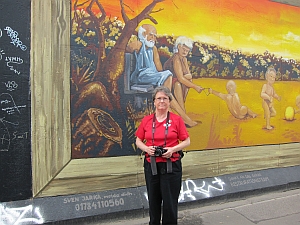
154,146,167,157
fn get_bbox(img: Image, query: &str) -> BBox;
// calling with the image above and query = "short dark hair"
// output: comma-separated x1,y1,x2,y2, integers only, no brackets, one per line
152,86,173,102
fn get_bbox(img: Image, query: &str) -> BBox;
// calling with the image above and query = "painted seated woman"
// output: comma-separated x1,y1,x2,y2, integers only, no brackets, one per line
163,36,203,112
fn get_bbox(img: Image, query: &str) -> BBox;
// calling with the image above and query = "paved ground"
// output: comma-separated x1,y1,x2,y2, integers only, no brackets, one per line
49,186,300,225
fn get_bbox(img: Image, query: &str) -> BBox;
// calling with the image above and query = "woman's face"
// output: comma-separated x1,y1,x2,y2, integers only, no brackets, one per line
177,44,191,57
154,91,170,111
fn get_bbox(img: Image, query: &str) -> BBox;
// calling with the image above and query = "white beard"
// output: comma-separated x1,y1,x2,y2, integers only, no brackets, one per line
145,39,155,48
139,34,155,48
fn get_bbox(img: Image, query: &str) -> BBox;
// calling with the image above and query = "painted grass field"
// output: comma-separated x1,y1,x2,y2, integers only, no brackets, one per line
184,78,300,151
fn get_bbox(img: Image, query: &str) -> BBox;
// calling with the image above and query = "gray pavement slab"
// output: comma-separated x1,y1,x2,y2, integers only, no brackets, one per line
258,214,300,225
235,193,300,223
200,210,254,225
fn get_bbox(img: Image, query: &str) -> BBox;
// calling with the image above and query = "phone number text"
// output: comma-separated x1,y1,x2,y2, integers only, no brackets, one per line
75,198,125,211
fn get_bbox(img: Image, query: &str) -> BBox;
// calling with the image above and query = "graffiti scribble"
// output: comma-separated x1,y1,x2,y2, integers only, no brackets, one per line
5,57,23,75
0,204,44,225
4,26,27,51
143,177,225,203
0,118,10,151
179,177,225,201
0,117,19,152
0,49,4,61
4,81,18,92
0,93,26,115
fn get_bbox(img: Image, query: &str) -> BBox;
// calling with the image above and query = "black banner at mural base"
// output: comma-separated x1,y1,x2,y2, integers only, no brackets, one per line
1,165,300,224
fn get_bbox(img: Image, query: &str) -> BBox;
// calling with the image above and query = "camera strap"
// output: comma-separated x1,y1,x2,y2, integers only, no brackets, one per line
150,111,172,175
151,111,169,147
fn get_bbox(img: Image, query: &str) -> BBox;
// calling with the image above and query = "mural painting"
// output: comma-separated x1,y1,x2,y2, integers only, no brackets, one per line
70,0,300,159
2,1,300,224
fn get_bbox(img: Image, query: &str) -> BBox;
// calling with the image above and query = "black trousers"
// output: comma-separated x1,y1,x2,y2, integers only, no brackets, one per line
144,158,182,225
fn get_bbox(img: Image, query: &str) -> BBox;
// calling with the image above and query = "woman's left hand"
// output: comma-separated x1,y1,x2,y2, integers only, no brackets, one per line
162,137,190,158
162,148,174,158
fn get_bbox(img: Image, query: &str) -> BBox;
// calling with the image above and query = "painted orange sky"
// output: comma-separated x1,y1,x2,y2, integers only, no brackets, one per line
74,0,300,59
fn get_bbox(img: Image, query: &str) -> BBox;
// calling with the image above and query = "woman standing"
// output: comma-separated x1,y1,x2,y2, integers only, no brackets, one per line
135,86,190,225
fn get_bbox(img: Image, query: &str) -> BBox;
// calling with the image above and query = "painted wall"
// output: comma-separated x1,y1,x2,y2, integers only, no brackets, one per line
1,0,300,224
70,0,300,158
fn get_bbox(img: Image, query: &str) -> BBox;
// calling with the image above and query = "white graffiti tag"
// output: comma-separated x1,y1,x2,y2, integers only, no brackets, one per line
5,57,23,75
4,81,18,92
0,118,11,152
0,204,44,225
4,27,27,51
143,177,225,203
0,49,4,61
179,177,225,201
1,93,26,115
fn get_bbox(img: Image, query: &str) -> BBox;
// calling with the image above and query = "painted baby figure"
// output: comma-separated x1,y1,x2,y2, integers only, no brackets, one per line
260,68,281,130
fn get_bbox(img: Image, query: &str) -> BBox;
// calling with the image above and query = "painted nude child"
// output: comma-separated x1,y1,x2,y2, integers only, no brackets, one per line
209,80,257,119
260,68,281,130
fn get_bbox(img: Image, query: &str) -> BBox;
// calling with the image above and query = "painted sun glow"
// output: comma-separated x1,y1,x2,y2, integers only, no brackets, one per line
74,0,300,59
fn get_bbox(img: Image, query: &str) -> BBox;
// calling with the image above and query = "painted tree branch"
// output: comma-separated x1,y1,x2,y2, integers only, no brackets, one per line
120,0,130,23
86,0,106,77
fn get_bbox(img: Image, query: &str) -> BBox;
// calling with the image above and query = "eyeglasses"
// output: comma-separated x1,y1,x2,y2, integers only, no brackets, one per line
155,97,169,102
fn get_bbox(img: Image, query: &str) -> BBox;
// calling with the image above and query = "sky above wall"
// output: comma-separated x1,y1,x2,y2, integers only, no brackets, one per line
75,0,300,59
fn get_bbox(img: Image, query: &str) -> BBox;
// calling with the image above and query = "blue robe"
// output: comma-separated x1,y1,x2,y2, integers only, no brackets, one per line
130,41,172,86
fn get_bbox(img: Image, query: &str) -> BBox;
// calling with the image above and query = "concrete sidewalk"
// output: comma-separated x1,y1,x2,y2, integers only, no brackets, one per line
50,187,300,225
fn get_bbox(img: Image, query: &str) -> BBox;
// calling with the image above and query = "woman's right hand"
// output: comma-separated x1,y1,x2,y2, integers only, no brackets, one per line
136,138,155,156
145,146,156,156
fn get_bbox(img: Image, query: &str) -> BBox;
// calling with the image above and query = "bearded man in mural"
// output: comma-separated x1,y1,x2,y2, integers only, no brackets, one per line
126,24,198,127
